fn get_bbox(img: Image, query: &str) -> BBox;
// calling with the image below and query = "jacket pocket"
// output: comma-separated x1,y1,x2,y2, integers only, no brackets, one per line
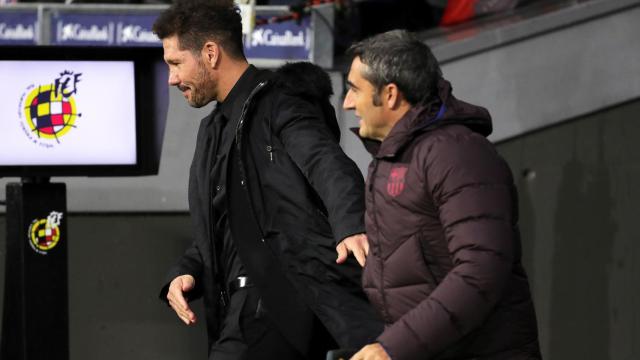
416,233,441,286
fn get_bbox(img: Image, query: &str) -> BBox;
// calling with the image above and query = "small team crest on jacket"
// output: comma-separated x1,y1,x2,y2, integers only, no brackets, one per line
387,165,408,197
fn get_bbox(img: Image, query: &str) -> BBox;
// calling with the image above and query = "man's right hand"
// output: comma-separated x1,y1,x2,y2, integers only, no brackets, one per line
336,233,369,267
167,274,197,325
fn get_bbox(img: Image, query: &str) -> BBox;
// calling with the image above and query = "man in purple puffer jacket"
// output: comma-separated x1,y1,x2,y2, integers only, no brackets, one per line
341,30,542,360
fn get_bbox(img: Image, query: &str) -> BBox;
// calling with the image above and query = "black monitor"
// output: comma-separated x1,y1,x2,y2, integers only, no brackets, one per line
0,45,168,177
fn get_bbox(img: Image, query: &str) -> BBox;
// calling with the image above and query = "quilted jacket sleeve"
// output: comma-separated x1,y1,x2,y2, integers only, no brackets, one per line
378,131,516,360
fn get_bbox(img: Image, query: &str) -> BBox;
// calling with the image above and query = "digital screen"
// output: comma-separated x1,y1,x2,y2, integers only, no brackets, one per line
0,60,137,166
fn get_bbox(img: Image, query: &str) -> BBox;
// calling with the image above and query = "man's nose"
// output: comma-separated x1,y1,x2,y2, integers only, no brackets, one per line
343,89,355,110
168,71,179,86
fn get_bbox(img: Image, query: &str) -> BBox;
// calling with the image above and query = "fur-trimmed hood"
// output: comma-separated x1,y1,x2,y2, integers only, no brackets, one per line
274,61,334,100
273,62,340,140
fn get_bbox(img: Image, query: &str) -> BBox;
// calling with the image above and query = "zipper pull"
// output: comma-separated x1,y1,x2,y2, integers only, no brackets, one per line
266,145,273,162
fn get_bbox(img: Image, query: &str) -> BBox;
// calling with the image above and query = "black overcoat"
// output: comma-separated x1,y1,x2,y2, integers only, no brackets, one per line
161,63,383,354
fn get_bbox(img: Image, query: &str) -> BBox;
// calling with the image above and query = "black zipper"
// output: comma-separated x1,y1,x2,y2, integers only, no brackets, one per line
233,80,269,241
369,158,392,324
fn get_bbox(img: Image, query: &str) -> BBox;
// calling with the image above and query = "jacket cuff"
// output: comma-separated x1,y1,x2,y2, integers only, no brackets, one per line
158,282,171,305
333,224,366,244
378,329,427,360
377,341,393,359
158,272,202,304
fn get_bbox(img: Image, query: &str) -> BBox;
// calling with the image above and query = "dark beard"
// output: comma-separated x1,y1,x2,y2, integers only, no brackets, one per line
187,59,215,108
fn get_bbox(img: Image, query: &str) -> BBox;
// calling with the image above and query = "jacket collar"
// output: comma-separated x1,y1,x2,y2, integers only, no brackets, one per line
219,65,261,122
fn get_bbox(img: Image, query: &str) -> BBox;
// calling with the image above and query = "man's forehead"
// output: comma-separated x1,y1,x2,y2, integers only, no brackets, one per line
352,56,367,70
163,37,191,63
347,59,359,78
162,35,184,54
348,57,370,85
162,36,177,49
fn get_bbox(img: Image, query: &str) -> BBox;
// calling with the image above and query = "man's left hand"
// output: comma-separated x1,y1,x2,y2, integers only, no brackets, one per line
350,343,391,360
336,233,369,267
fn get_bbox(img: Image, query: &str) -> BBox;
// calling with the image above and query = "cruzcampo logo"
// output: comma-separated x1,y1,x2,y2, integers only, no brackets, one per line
28,211,64,255
18,70,82,147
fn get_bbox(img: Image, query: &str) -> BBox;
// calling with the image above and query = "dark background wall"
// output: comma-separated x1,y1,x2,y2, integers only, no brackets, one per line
496,99,640,360
1,99,639,359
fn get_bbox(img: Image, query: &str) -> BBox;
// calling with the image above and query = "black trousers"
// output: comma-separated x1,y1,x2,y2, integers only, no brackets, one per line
209,287,337,360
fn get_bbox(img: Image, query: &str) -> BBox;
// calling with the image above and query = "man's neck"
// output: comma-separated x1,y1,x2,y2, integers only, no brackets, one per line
216,61,250,103
379,105,412,141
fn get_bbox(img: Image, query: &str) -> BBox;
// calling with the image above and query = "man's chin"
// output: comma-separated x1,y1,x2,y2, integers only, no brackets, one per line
188,102,206,108
358,128,381,141
187,98,209,108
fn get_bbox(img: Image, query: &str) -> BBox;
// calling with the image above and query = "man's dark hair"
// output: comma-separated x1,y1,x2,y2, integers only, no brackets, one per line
348,30,442,106
153,0,245,60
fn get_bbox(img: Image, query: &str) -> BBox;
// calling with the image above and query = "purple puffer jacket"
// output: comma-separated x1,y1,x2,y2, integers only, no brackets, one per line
358,79,541,360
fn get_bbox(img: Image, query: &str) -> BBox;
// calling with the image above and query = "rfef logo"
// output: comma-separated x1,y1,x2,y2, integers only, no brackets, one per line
18,70,82,147
28,211,64,255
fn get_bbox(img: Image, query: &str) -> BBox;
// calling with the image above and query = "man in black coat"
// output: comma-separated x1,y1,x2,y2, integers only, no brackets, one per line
152,1,382,359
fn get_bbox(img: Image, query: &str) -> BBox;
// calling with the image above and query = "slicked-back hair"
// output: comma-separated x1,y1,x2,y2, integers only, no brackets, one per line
348,30,442,106
153,0,245,60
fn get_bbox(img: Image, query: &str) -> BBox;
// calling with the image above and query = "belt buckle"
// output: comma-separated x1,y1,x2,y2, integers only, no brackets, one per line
236,276,249,288
227,276,252,297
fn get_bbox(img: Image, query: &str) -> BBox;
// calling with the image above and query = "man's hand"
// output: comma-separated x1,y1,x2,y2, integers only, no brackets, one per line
350,343,391,360
167,274,197,325
336,233,369,267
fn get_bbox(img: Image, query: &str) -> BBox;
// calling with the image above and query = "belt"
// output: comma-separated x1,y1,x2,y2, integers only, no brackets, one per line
228,276,254,296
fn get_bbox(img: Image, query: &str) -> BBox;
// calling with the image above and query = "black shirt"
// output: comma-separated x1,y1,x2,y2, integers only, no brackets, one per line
211,65,262,290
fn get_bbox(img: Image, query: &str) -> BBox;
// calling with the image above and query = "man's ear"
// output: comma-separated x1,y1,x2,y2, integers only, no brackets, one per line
202,41,220,69
384,83,404,110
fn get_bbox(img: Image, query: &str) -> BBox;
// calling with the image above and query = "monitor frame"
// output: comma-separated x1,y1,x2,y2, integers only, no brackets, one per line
0,45,168,178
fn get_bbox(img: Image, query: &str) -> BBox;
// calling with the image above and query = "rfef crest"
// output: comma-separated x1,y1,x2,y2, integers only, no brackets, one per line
18,70,83,146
